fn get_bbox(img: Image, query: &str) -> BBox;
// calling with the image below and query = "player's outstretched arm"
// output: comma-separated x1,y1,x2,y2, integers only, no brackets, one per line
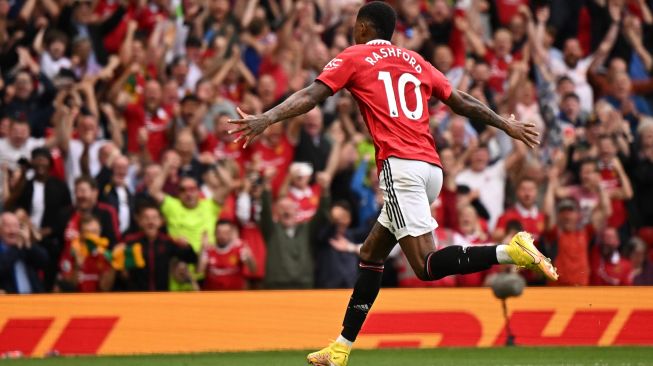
443,89,540,148
228,81,333,147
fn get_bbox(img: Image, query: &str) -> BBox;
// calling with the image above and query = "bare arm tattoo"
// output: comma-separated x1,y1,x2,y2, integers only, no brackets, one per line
264,81,333,124
443,89,509,131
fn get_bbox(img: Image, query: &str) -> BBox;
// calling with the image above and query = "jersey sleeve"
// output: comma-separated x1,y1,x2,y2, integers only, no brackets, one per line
429,64,453,101
315,48,357,93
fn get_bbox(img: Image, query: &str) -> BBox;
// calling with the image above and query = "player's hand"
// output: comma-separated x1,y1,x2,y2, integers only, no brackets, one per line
228,107,273,148
504,114,540,149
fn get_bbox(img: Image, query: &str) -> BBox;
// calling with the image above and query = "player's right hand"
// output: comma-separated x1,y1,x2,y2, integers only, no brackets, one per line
228,107,273,148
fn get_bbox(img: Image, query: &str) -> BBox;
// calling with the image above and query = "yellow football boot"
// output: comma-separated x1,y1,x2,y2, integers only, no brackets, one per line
506,231,559,281
307,340,351,366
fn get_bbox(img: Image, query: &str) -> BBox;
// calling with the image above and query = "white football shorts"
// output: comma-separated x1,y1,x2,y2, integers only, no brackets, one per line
377,156,443,239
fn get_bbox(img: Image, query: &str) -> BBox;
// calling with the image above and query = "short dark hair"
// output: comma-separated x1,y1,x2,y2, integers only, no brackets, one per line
75,175,98,190
562,92,580,102
10,118,29,127
217,219,235,227
31,147,53,163
137,203,161,217
331,200,352,214
356,1,397,41
80,214,101,229
180,94,200,105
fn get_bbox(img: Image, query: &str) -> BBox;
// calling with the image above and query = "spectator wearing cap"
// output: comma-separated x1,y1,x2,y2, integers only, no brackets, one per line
259,172,331,289
114,204,197,291
149,159,232,253
542,167,609,286
493,178,546,242
7,147,71,290
283,162,320,223
590,227,632,286
0,212,49,294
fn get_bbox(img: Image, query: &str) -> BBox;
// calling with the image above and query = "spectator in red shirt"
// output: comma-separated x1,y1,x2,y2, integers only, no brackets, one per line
462,22,520,96
55,176,121,290
199,220,256,290
284,162,320,223
247,122,295,197
67,214,115,292
494,178,546,242
123,79,171,161
542,168,610,286
590,227,633,286
597,135,633,231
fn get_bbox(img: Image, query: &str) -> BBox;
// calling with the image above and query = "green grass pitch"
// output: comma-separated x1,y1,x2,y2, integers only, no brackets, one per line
4,347,653,366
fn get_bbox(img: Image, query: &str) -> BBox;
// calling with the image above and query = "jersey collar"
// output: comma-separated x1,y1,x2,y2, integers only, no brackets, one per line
366,39,391,46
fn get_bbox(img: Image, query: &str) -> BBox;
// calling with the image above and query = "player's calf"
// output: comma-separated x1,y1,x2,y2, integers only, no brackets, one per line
422,245,499,281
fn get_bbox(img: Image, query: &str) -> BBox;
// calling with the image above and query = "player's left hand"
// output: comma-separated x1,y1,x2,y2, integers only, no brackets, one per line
228,107,273,148
504,114,540,149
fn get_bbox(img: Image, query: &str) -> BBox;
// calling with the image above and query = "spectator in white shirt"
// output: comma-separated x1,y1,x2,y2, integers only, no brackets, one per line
455,142,526,230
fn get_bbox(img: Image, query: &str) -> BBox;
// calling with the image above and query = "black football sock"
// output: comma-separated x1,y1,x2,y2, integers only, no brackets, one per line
341,260,384,342
424,245,499,281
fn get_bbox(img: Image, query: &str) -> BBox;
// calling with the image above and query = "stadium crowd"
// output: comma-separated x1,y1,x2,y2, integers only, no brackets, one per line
0,0,652,294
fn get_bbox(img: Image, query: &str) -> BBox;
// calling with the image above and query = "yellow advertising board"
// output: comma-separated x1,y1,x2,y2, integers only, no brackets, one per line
1,288,652,356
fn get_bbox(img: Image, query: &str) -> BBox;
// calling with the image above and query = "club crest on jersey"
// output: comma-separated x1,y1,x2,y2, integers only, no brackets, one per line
323,58,343,71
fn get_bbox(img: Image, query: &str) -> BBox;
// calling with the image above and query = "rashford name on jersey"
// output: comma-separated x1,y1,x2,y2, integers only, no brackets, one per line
316,40,452,171
363,47,423,74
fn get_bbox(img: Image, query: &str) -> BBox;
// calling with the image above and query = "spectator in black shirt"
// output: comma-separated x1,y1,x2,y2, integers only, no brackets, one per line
114,204,196,291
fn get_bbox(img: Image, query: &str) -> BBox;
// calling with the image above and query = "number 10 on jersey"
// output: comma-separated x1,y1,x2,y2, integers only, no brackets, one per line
378,71,424,120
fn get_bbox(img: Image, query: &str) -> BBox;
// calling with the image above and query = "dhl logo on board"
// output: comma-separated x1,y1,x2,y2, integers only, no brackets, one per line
1,288,652,356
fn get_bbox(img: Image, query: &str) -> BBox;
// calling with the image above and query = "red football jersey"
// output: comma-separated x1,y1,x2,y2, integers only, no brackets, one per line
316,40,452,172
202,241,248,291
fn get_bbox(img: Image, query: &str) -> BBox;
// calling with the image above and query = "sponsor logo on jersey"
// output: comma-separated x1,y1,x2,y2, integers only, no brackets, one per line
323,58,343,71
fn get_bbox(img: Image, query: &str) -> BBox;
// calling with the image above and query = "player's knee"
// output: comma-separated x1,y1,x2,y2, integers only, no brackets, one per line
359,243,375,263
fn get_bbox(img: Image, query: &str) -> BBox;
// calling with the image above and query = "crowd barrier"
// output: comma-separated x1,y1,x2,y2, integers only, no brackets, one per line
1,287,652,357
